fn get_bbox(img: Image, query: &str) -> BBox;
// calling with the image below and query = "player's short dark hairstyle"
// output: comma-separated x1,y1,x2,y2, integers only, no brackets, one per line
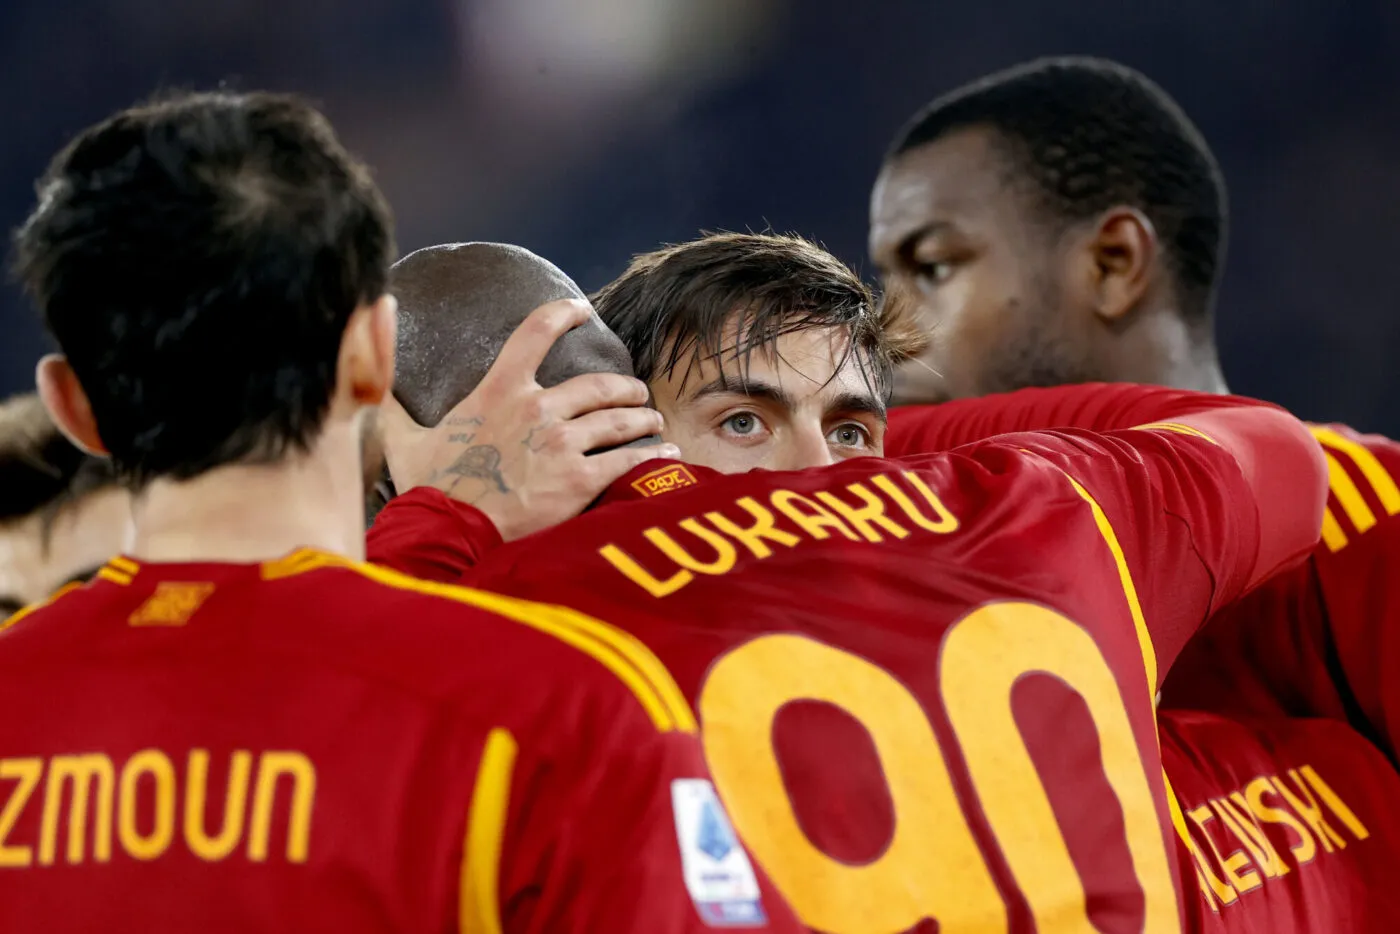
592,232,923,402
0,393,118,536
888,56,1227,320
11,89,395,486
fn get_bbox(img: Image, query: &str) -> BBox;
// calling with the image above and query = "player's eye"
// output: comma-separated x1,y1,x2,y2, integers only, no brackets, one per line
914,260,954,286
827,422,872,448
721,412,764,437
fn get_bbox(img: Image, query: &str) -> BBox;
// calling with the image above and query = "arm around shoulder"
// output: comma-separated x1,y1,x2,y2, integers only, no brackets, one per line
366,487,503,582
1169,405,1328,590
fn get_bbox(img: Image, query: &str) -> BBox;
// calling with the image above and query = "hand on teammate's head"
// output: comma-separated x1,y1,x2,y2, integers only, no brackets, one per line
380,299,679,542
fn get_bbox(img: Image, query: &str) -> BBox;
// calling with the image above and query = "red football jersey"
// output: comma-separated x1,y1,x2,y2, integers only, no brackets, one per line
888,396,1400,923
1163,425,1400,761
369,385,1326,934
0,551,797,933
1160,708,1400,932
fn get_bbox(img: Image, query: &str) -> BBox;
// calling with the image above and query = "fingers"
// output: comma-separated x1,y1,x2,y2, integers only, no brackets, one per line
543,371,650,420
491,299,594,385
561,407,666,454
580,444,683,495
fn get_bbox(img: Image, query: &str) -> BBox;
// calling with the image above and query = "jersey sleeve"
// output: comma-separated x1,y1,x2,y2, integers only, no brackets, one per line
950,406,1326,685
366,488,502,583
491,663,801,933
886,383,1286,457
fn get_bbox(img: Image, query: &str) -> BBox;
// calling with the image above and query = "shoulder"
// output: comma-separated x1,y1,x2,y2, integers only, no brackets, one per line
0,579,87,636
1307,423,1400,555
279,554,698,736
1309,422,1400,471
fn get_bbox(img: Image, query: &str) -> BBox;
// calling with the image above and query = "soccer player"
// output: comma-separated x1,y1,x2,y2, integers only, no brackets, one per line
0,90,796,933
0,392,129,616
369,244,1329,933
593,232,926,471
868,55,1400,922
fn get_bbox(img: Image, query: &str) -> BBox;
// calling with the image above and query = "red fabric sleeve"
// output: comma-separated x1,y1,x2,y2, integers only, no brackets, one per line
1167,406,1329,591
501,686,802,933
886,383,1286,457
890,384,1325,592
366,487,502,583
951,408,1326,681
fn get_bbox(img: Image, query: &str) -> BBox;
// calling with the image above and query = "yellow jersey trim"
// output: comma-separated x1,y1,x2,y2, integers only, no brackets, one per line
1321,451,1377,536
108,556,140,574
264,549,696,734
0,581,85,633
1309,425,1400,552
460,728,516,934
1131,421,1219,445
1057,474,1157,695
97,567,132,586
1311,426,1400,514
536,603,698,733
1051,469,1196,908
1319,507,1348,553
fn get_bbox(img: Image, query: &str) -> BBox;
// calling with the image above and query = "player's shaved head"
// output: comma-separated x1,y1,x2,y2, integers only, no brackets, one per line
391,242,634,426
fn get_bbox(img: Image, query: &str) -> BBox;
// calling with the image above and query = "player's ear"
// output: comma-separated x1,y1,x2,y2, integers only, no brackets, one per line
337,293,398,410
1088,208,1156,324
35,355,109,456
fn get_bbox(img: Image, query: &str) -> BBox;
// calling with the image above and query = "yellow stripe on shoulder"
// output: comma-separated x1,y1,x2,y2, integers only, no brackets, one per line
1,581,85,633
1309,427,1400,550
1311,426,1400,513
97,567,133,585
1131,421,1219,445
344,558,697,734
1319,507,1349,553
541,603,697,733
1321,451,1377,539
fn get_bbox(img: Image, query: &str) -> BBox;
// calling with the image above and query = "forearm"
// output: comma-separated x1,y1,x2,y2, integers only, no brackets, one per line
366,488,503,582
886,383,1283,457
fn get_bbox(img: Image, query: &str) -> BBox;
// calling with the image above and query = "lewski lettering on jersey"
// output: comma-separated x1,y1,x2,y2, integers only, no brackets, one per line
599,469,959,597
0,749,315,868
1176,764,1369,910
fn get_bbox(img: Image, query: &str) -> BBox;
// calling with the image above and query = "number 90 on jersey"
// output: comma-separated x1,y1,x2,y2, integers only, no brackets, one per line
697,602,1180,934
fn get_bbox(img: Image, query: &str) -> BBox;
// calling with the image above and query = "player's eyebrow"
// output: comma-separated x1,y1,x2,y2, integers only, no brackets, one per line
690,372,798,412
827,391,888,425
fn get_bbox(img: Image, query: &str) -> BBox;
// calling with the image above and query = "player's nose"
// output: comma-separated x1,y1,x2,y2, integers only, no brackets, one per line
775,427,837,471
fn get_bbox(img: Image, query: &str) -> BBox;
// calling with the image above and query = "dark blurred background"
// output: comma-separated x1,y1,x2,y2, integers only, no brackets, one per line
4,0,1399,431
